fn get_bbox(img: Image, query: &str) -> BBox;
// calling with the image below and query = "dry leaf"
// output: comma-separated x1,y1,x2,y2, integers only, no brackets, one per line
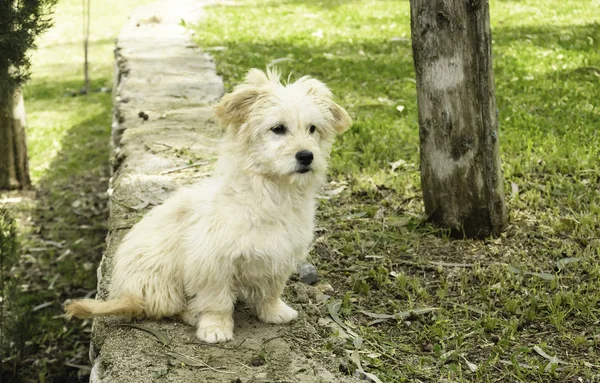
120,324,171,346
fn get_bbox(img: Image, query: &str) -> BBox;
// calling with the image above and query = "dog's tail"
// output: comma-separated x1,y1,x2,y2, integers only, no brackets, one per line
64,294,144,319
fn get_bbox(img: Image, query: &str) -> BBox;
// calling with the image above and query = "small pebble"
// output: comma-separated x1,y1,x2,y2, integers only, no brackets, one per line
297,263,318,285
250,356,265,367
316,283,334,293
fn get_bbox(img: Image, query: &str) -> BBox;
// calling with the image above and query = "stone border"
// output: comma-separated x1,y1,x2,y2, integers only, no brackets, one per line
89,1,354,381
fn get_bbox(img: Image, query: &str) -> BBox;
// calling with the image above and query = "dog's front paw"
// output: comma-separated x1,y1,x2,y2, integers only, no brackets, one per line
197,325,234,343
196,314,234,343
258,299,298,324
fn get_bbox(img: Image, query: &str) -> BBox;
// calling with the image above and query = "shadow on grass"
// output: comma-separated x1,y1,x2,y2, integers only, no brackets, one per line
3,79,112,381
24,76,112,102
38,38,115,51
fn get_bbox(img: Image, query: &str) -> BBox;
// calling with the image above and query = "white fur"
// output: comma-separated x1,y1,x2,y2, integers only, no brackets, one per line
104,69,352,343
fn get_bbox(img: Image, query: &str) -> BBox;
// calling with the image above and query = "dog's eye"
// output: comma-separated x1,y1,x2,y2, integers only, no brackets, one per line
271,125,286,135
309,125,316,134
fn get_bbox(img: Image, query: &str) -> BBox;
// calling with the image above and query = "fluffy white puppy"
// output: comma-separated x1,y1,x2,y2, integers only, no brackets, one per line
64,68,352,343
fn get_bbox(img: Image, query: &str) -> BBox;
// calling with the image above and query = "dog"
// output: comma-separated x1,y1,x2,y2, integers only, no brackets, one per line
64,68,352,343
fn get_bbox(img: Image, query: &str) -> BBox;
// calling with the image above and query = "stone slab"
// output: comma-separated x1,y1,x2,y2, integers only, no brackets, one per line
89,1,355,382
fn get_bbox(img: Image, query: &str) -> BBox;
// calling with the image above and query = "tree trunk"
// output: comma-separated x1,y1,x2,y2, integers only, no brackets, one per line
0,88,31,190
410,0,507,238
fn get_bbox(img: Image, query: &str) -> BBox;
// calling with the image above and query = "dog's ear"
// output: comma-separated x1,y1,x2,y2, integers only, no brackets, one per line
214,85,263,127
245,68,282,86
329,102,352,134
245,69,269,85
297,77,333,99
295,77,352,133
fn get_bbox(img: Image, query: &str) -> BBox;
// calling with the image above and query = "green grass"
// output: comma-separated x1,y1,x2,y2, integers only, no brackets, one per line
193,1,600,381
0,0,153,381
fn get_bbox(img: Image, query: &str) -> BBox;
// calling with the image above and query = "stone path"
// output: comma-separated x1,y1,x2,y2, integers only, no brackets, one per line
90,1,354,381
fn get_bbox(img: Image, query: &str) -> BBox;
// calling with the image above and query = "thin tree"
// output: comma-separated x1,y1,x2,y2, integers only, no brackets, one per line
82,0,91,94
409,0,507,238
0,0,57,190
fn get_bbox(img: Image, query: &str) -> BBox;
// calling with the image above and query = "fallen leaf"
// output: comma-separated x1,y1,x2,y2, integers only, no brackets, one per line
33,301,54,312
360,311,395,320
349,349,362,370
397,307,440,320
327,301,358,338
462,356,478,372
533,345,566,371
367,319,389,326
165,351,234,373
530,272,556,281
556,257,582,271
120,324,171,346
429,261,473,268
363,371,384,383
508,266,556,281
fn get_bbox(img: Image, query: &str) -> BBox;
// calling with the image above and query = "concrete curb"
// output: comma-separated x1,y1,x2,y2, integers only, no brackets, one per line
89,1,354,381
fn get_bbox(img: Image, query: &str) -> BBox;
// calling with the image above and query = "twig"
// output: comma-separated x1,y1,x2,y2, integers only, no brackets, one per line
160,161,209,175
165,350,235,374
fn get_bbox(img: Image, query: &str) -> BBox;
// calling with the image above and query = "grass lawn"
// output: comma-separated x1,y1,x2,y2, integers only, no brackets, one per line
193,0,600,381
1,0,153,380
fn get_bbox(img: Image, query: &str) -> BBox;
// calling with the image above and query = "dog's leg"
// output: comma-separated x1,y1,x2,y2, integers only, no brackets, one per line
179,308,198,326
187,286,235,343
253,277,298,324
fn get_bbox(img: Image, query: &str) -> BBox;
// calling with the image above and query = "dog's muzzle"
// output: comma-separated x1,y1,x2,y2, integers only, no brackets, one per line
296,166,311,174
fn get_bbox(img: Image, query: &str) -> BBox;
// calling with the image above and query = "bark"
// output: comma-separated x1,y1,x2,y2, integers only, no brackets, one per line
0,87,31,190
410,0,507,238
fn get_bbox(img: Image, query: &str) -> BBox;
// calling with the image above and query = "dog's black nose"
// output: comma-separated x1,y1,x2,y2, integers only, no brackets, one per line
295,150,314,166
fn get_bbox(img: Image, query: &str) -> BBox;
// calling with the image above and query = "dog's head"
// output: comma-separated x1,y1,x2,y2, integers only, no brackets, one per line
215,68,352,185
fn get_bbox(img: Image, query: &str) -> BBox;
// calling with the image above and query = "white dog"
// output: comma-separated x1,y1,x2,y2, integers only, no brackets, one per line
64,68,351,343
